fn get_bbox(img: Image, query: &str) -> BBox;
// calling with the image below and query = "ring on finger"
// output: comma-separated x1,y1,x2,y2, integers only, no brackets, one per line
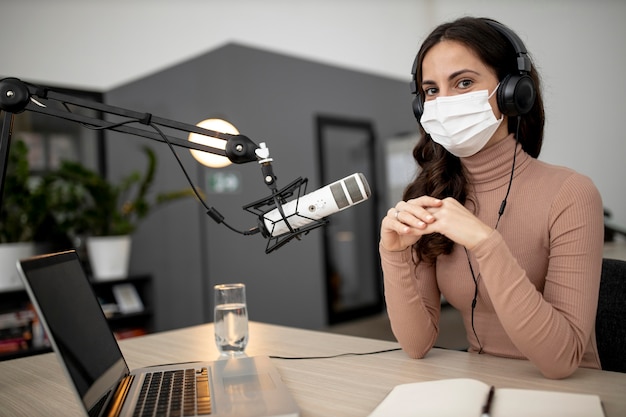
394,209,401,219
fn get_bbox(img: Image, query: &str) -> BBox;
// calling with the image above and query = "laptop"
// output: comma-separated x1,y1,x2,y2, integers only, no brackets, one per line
16,250,300,417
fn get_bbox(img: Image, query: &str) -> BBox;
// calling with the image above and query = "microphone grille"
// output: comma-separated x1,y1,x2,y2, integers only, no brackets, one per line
345,174,367,203
330,173,371,210
330,183,350,209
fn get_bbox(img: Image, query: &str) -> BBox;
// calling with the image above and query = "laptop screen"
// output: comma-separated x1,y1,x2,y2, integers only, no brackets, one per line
18,251,129,413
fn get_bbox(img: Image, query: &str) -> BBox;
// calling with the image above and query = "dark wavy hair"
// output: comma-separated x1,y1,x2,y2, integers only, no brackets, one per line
404,17,545,264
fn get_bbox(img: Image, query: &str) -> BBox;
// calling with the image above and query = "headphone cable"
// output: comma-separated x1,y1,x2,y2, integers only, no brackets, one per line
468,116,521,353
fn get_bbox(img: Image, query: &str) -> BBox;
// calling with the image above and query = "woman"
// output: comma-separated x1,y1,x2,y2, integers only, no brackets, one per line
380,17,604,379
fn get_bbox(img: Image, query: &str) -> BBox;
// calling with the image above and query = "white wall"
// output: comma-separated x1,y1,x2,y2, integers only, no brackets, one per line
431,0,626,232
3,0,625,228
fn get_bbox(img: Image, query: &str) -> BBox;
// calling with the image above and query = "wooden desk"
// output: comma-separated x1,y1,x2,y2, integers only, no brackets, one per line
1,322,625,416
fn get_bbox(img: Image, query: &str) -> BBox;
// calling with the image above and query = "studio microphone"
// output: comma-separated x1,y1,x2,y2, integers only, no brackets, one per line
261,173,371,238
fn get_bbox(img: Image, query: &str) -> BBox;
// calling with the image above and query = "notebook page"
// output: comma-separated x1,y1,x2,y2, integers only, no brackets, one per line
368,378,488,417
367,378,604,417
493,388,604,417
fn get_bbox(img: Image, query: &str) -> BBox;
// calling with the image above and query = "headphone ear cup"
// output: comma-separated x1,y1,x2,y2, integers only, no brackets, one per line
497,74,536,116
412,94,424,122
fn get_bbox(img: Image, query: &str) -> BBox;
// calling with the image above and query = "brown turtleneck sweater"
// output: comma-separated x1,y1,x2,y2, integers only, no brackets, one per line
380,134,604,379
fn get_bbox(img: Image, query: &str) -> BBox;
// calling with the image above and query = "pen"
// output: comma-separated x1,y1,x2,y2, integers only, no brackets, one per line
481,385,495,417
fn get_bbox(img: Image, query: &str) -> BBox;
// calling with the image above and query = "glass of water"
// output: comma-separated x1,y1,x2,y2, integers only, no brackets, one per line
213,283,248,357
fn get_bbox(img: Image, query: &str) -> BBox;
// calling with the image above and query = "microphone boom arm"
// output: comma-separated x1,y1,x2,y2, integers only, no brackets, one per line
0,77,330,254
0,77,263,206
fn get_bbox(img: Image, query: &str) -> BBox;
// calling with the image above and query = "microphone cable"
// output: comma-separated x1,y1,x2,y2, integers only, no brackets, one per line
147,122,261,236
269,347,402,360
66,102,261,237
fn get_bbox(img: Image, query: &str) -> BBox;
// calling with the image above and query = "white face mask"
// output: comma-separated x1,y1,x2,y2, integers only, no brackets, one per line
420,85,503,157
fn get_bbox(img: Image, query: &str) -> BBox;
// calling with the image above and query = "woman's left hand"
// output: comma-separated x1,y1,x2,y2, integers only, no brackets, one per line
421,197,493,250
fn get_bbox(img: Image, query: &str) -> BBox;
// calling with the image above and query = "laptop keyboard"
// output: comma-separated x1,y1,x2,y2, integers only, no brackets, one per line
133,367,212,416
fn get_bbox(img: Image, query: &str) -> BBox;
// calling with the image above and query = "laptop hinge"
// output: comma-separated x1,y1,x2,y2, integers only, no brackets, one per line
105,374,135,417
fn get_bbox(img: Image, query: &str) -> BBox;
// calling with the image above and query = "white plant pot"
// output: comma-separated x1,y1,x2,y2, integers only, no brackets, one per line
86,235,132,281
0,242,39,291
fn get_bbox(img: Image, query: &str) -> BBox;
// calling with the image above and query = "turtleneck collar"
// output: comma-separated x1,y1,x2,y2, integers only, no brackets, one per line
460,133,531,192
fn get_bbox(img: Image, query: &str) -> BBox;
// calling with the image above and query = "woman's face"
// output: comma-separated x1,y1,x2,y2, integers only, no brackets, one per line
421,40,509,146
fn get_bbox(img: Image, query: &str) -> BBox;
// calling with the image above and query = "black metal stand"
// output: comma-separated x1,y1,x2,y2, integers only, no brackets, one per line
0,77,262,206
0,77,327,253
0,110,14,204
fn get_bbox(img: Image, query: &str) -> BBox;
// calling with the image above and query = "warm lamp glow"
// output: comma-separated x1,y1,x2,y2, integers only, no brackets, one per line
188,118,239,168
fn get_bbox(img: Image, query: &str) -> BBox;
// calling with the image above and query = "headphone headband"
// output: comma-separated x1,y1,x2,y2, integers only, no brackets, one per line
481,18,532,74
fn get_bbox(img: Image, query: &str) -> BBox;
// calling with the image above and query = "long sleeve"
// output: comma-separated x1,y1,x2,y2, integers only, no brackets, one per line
472,172,604,379
380,246,441,358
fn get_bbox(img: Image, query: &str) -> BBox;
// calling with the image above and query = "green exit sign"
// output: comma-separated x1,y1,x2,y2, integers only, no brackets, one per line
206,171,241,193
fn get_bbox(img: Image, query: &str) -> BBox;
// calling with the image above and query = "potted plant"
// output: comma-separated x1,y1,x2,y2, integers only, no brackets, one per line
0,139,66,290
47,145,200,280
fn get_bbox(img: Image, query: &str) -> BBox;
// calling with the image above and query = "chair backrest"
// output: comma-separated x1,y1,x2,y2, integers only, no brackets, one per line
596,258,626,373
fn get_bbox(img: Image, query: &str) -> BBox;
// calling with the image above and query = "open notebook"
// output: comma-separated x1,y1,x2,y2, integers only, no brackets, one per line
368,378,605,417
17,250,300,417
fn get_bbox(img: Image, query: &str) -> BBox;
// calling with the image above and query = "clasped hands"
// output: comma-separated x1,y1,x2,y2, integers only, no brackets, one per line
380,196,493,252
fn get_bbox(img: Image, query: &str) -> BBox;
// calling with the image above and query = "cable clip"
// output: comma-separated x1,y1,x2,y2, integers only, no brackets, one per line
139,112,153,125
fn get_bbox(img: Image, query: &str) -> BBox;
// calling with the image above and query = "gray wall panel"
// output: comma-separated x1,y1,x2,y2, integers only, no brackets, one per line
104,43,415,332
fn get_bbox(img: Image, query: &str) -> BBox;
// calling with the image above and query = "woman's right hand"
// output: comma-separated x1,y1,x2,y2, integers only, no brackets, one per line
379,196,442,252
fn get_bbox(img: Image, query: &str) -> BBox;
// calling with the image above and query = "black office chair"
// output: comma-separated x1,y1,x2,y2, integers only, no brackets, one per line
595,258,626,373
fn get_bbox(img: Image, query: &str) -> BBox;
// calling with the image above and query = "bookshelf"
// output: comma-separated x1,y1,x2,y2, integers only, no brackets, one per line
0,274,152,360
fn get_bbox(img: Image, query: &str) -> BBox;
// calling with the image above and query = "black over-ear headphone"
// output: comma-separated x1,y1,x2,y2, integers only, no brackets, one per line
410,18,536,121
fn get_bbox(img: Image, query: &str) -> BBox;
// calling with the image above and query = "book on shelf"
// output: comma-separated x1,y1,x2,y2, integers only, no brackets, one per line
0,305,49,355
0,337,30,354
368,378,605,417
0,309,35,331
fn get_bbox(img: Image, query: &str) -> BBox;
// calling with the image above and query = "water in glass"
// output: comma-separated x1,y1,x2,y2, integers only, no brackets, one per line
214,302,248,354
214,283,248,356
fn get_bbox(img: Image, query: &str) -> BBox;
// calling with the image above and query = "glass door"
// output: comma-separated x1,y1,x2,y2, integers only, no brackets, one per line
316,115,382,324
